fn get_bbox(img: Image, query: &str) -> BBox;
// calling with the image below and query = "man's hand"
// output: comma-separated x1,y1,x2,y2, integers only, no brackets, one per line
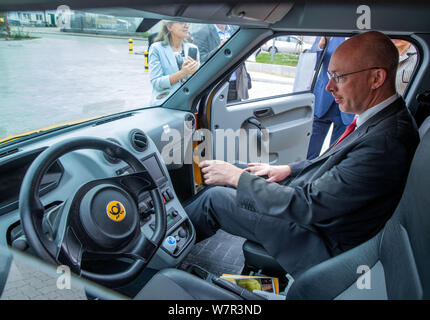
318,36,327,49
244,163,291,183
200,160,244,188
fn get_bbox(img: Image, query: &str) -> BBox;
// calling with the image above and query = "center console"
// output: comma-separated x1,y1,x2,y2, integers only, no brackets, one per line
117,153,195,267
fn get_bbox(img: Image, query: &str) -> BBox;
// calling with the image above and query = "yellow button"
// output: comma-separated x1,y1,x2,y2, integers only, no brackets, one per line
106,201,126,222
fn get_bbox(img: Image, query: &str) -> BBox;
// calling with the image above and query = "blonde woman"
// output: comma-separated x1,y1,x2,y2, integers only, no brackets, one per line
149,21,199,105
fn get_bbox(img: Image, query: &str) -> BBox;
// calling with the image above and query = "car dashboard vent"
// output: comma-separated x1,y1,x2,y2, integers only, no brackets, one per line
185,113,196,130
129,129,148,152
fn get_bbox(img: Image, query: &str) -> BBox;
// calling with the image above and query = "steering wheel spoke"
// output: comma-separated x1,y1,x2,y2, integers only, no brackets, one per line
81,235,157,264
41,201,66,241
130,234,159,262
57,226,85,275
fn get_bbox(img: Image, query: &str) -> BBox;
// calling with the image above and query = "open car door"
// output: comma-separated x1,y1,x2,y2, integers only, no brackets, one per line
204,34,319,166
209,84,314,165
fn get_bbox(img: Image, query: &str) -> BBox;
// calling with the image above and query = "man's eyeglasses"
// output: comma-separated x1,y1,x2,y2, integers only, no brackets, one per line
327,67,386,83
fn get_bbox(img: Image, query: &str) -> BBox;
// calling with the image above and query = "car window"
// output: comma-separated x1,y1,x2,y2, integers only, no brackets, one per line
224,35,317,104
147,22,238,106
392,40,418,96
0,10,237,141
225,35,420,105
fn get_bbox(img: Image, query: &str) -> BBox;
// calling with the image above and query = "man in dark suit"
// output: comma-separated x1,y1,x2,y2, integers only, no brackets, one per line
192,24,250,102
185,31,419,277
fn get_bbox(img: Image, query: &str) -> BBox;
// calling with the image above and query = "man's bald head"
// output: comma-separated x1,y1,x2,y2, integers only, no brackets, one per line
333,31,399,90
326,31,400,115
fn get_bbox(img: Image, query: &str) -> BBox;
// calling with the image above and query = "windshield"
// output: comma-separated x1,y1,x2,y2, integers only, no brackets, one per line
0,8,238,142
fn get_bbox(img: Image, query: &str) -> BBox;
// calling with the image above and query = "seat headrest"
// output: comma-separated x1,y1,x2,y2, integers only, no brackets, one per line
419,116,430,139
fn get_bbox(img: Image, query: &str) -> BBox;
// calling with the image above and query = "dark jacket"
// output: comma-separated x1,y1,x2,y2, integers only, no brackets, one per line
192,24,222,64
237,98,419,275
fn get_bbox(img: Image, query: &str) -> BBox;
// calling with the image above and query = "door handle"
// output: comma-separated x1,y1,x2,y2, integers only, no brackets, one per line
254,108,274,119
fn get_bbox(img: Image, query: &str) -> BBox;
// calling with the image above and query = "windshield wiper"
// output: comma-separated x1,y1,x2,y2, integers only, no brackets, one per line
93,112,134,126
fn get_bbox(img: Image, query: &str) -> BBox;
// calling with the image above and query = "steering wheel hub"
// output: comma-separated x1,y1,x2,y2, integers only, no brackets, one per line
79,184,139,249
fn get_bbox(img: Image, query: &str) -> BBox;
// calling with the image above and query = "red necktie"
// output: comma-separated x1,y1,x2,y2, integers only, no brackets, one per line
332,118,357,148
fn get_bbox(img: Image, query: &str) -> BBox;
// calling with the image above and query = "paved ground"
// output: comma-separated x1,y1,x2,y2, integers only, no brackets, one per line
0,32,151,139
1,259,87,300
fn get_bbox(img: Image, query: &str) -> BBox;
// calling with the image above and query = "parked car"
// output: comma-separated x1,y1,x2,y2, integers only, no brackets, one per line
261,35,312,54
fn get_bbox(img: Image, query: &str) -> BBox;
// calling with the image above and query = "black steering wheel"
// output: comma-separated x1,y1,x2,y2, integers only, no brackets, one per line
19,137,167,287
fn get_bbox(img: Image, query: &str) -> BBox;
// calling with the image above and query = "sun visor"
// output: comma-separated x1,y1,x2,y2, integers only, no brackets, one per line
229,3,294,24
134,2,295,27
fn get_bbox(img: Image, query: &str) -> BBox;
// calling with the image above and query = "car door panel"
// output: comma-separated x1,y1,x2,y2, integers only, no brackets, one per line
210,83,314,165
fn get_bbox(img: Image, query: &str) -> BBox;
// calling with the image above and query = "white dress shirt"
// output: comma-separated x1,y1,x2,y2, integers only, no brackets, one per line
355,93,400,128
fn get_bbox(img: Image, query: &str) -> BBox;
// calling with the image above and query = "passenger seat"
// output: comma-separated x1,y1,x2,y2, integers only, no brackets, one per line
419,115,430,139
285,127,430,299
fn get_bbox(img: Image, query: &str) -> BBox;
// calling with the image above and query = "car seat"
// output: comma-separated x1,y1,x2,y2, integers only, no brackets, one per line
285,127,430,299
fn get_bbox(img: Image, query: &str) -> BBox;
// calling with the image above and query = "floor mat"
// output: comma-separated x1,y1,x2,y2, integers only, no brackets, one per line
180,230,246,276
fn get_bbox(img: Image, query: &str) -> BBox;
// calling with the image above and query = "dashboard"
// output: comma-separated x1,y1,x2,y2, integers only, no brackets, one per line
0,150,63,215
0,107,196,271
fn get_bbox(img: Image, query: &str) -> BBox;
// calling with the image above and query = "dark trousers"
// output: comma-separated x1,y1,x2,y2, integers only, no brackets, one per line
184,186,260,243
184,186,332,276
227,81,239,103
306,118,347,160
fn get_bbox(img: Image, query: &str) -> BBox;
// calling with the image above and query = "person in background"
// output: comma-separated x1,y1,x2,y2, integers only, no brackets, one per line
148,21,199,106
193,24,250,102
392,39,417,95
306,36,355,160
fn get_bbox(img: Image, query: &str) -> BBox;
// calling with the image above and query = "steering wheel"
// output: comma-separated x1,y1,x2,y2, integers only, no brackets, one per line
19,137,167,287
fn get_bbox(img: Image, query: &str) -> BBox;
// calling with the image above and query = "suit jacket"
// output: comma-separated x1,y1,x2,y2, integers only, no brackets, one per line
192,25,249,100
313,37,355,125
236,98,419,275
148,41,199,106
192,24,221,64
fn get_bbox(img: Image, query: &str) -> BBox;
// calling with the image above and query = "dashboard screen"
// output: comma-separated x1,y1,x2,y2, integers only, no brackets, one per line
141,155,166,185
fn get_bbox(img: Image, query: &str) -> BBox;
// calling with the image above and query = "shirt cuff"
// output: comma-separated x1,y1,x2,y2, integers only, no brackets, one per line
159,75,172,90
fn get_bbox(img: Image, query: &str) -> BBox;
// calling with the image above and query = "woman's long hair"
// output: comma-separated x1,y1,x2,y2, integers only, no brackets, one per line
153,20,174,45
153,20,189,45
